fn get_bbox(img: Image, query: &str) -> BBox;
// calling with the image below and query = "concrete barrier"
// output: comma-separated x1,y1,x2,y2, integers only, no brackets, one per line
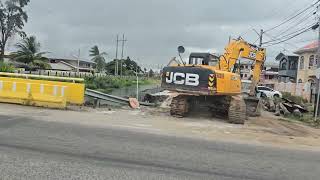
0,72,85,105
0,80,67,109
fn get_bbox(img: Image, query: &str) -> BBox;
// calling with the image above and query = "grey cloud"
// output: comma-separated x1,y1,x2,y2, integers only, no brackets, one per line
15,0,317,68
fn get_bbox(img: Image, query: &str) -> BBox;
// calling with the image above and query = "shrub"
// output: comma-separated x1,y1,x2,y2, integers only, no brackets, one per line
0,62,14,72
281,92,308,105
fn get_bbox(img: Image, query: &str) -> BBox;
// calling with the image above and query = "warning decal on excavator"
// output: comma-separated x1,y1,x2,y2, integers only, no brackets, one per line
208,74,215,88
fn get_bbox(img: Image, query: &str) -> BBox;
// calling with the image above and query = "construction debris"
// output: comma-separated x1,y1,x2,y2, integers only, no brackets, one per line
262,97,308,117
142,90,171,104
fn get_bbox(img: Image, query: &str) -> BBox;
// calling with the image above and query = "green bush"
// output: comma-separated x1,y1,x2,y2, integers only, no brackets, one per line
0,62,14,72
84,76,154,92
281,92,308,105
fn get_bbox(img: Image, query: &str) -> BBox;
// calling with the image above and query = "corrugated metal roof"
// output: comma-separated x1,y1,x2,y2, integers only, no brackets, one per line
294,41,318,54
48,56,96,64
49,62,73,71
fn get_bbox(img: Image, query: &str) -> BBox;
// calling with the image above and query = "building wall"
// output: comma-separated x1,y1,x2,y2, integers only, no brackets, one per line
296,51,318,83
278,56,298,82
274,81,313,102
240,64,252,80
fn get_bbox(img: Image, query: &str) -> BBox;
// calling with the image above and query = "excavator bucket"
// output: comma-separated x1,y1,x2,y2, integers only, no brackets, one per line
244,96,261,117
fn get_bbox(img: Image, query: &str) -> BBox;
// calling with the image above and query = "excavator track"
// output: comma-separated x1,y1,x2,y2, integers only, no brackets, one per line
170,96,189,118
228,95,247,124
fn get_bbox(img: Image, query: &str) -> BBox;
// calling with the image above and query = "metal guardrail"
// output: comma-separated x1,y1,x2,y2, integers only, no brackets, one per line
16,70,150,80
85,89,155,107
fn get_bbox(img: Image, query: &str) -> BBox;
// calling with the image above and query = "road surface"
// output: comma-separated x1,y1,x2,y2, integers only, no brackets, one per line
0,113,319,180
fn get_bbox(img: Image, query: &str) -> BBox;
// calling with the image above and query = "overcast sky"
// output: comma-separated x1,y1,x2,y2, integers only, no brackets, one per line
8,0,319,69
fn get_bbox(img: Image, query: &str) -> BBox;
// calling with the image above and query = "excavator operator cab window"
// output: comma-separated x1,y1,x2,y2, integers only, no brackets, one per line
190,57,205,65
189,53,219,66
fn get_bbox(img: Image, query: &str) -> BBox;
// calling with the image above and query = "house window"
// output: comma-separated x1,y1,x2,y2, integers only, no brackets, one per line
309,55,315,69
298,79,303,83
280,59,287,70
289,60,297,70
300,56,304,69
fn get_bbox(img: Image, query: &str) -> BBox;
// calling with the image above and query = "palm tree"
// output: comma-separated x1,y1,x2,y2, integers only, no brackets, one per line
89,45,107,72
12,36,50,69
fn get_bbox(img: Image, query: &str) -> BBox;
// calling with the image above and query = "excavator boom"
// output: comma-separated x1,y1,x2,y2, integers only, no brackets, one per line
218,39,266,95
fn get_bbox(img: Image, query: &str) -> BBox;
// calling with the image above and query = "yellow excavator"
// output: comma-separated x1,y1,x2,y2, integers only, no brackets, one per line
161,38,266,124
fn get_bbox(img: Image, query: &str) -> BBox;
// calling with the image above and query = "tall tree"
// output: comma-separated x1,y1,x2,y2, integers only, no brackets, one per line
12,35,50,69
0,0,30,61
89,45,107,72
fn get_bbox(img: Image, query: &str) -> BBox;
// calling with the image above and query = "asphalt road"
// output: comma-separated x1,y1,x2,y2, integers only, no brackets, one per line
0,114,319,180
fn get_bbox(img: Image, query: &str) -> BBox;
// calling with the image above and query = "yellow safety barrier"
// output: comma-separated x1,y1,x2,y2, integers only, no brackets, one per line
0,80,67,109
0,72,85,105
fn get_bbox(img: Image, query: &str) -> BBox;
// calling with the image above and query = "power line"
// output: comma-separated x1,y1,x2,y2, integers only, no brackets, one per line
264,25,317,47
274,8,317,37
263,32,299,50
263,23,318,44
264,0,320,32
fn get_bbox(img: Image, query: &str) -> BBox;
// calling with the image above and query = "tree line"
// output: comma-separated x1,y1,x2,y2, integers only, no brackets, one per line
0,0,155,77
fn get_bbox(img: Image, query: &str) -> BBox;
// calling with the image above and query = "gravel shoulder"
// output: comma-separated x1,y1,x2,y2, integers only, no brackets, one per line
0,103,319,151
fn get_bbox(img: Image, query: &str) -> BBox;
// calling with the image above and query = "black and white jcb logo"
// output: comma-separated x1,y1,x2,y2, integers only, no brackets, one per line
165,72,199,86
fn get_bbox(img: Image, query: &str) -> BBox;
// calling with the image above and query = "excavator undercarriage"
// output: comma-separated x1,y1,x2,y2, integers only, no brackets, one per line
170,95,248,124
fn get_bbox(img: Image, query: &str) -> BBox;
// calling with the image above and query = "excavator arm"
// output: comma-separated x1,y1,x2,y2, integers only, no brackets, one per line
218,38,266,95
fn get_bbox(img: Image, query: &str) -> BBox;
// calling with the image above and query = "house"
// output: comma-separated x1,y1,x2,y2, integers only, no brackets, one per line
273,42,319,102
260,63,279,88
275,53,299,83
48,56,96,72
294,41,318,85
294,41,319,102
239,59,253,80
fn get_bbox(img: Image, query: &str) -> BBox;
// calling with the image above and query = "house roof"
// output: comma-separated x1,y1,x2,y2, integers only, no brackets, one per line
48,56,96,64
49,62,73,71
264,62,279,69
294,41,318,54
275,52,298,61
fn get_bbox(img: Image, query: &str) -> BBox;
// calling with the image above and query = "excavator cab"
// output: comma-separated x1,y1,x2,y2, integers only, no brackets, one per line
189,53,219,66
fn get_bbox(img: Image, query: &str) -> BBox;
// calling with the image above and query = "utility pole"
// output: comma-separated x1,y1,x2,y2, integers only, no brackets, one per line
120,34,127,76
115,35,119,76
136,59,139,100
259,29,263,47
314,17,320,123
77,49,80,73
